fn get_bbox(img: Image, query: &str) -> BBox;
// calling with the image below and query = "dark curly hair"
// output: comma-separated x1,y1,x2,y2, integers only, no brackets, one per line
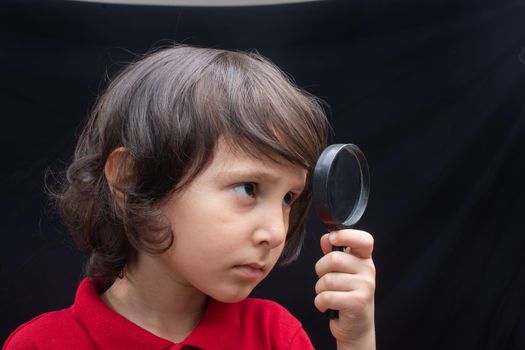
55,45,328,291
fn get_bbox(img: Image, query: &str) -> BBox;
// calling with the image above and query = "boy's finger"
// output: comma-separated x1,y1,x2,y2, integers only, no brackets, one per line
327,229,374,259
315,272,374,294
315,251,375,277
320,233,333,254
314,290,371,314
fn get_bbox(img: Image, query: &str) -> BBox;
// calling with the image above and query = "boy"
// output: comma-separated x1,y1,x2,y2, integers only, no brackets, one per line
4,45,375,349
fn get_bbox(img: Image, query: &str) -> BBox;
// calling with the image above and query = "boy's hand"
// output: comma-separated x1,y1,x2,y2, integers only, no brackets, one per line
314,229,376,350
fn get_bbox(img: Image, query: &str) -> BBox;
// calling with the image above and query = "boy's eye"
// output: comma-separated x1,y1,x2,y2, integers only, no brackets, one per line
283,192,295,207
233,183,256,198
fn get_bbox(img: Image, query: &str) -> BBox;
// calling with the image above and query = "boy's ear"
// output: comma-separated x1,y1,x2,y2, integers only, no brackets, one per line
104,147,135,205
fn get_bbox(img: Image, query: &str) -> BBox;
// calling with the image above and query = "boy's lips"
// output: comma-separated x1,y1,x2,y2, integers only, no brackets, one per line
234,263,266,279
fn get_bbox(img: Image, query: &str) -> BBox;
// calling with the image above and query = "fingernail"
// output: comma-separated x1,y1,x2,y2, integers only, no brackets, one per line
329,232,336,243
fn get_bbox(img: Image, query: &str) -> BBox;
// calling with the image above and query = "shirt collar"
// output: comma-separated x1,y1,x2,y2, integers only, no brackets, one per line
71,278,241,350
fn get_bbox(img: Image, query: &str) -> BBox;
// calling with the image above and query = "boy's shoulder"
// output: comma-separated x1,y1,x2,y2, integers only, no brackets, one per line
231,298,312,348
239,297,300,321
3,308,93,349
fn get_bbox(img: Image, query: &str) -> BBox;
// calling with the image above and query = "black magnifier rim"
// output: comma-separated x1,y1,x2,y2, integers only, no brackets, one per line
312,143,370,228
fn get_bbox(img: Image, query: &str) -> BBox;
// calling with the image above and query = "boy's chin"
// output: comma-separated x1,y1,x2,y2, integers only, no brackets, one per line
208,287,254,304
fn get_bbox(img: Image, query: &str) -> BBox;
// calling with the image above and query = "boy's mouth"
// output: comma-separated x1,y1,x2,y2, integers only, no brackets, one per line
233,263,266,279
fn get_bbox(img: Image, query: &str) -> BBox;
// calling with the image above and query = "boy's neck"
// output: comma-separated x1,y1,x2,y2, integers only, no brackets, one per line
99,254,209,343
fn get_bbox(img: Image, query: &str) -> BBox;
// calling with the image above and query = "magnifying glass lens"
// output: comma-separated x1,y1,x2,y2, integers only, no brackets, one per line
328,149,362,223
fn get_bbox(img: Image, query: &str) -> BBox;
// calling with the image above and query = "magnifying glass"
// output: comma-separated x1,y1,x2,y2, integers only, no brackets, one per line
312,143,370,319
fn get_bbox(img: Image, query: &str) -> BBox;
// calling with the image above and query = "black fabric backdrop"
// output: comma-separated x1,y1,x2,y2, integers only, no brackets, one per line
1,0,525,349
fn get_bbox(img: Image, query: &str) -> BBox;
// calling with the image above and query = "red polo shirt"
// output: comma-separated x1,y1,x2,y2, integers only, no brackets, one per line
4,278,314,349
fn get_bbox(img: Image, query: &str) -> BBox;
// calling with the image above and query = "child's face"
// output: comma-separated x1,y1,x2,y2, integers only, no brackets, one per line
156,138,307,303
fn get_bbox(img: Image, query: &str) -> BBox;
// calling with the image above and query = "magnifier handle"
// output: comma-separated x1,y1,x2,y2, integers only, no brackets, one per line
327,246,344,319
327,244,345,319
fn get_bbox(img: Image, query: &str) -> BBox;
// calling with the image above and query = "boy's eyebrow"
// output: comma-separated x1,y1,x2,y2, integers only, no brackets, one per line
220,169,306,191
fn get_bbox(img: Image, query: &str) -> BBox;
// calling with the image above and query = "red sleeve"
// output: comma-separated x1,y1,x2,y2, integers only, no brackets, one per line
238,298,315,349
3,314,47,350
2,310,94,350
290,326,315,349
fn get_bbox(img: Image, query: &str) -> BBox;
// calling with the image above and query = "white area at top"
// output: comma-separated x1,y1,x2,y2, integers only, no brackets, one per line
72,0,322,7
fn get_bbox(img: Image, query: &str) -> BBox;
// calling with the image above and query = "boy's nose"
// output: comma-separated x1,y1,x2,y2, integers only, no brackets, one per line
253,205,288,248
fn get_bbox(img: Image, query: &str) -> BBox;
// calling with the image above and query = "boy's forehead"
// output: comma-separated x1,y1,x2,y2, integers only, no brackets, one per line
214,137,291,166
210,138,307,183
